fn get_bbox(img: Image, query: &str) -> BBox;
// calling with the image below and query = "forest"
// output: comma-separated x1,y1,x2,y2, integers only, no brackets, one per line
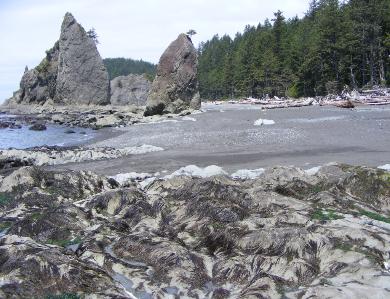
198,0,390,99
103,58,156,80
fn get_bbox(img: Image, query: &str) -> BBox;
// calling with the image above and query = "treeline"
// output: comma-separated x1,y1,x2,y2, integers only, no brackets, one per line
103,58,156,80
198,0,390,99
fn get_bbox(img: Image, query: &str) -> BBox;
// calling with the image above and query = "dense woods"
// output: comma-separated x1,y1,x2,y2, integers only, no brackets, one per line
198,0,390,99
103,58,156,80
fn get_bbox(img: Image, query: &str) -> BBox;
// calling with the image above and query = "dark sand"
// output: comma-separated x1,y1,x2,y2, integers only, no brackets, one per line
50,104,390,175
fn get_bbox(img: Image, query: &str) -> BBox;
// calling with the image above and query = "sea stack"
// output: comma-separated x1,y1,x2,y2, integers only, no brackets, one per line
55,13,109,105
144,33,200,116
11,13,110,105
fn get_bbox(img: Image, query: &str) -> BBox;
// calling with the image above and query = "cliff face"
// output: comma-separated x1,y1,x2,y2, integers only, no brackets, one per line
110,74,151,106
11,13,110,106
144,33,200,116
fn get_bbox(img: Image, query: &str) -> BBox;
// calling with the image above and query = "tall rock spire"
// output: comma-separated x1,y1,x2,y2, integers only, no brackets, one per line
55,12,110,105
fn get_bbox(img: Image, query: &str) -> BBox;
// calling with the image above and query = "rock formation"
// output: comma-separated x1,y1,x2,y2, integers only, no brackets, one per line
10,13,110,106
14,42,60,104
110,74,151,106
144,33,201,116
1,163,390,298
55,13,109,105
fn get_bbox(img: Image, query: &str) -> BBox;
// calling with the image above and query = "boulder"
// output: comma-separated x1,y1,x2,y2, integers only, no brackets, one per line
28,123,47,131
8,13,109,106
110,74,151,106
144,33,200,116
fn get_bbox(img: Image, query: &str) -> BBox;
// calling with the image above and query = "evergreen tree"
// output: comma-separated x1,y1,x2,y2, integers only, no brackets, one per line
103,58,156,80
197,0,390,99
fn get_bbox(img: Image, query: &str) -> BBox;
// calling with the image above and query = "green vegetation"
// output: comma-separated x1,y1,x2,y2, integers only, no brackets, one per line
319,278,334,286
380,172,390,183
0,193,12,206
311,209,344,221
47,237,82,248
359,209,390,223
0,221,12,231
198,0,390,99
30,212,45,221
103,58,156,80
36,58,50,73
334,240,354,252
308,184,325,195
333,238,383,266
86,27,99,45
355,247,384,265
186,29,197,37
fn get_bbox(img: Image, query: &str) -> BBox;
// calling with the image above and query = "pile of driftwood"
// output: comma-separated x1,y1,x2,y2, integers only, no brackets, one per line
233,87,390,109
240,97,315,109
352,88,390,106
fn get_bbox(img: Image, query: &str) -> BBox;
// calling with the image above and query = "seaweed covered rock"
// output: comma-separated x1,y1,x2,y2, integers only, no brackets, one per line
1,165,390,298
144,33,200,116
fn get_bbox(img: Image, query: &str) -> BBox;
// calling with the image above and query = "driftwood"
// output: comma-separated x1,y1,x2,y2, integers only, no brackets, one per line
331,99,355,108
209,88,390,109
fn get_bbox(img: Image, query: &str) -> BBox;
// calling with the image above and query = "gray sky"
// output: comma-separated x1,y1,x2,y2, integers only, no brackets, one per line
0,0,308,102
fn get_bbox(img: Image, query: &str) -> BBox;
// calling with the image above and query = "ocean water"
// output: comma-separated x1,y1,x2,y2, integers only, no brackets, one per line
0,115,96,149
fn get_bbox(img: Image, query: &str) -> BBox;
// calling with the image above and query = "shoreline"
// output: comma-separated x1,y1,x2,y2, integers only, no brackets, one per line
1,104,389,178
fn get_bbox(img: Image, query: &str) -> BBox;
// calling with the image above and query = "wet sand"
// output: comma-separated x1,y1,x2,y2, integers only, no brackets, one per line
50,104,390,175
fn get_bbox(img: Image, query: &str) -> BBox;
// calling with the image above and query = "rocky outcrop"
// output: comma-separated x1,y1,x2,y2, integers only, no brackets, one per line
15,43,60,104
0,145,164,168
9,13,109,106
110,74,151,106
1,164,389,298
0,103,194,129
144,33,201,116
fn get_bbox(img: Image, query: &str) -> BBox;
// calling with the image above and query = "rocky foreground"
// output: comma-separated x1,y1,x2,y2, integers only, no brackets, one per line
0,163,389,298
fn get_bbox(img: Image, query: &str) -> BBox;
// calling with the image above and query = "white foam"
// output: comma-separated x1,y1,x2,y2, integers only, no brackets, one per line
121,144,164,155
191,110,204,115
378,164,390,171
110,172,152,184
182,116,197,122
231,168,265,180
254,119,275,126
137,119,180,125
165,165,227,179
139,177,157,189
291,116,345,123
305,166,322,176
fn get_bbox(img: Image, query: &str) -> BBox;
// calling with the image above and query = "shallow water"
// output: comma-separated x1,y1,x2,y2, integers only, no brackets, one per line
0,115,96,149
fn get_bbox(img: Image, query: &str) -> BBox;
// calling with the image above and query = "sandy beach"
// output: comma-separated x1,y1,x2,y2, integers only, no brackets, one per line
46,104,390,176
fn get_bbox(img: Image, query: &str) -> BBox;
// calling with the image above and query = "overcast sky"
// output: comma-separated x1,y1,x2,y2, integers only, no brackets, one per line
0,0,308,102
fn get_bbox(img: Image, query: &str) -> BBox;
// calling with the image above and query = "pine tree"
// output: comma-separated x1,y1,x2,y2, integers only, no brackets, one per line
197,0,390,99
